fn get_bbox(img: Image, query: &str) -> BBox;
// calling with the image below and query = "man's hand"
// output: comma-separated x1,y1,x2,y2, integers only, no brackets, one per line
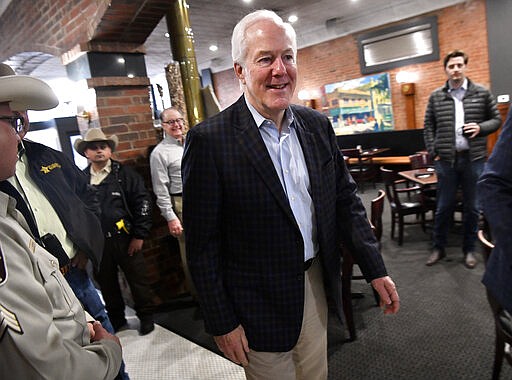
168,219,183,238
71,251,89,270
87,322,96,340
214,325,250,366
90,321,121,347
371,276,400,315
463,122,480,138
127,238,143,256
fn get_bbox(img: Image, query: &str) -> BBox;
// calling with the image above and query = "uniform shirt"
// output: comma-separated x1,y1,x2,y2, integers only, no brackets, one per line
246,100,318,262
0,192,122,379
89,159,112,186
150,135,184,221
11,157,76,259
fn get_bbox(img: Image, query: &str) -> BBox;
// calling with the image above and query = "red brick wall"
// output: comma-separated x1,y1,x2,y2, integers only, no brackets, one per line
0,0,109,60
92,83,187,302
212,1,490,132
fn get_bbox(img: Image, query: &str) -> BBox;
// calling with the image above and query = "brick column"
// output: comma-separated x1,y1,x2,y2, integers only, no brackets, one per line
64,47,189,304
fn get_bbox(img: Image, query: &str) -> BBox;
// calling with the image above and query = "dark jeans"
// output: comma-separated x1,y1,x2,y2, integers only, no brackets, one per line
95,233,154,329
65,266,130,380
433,154,484,254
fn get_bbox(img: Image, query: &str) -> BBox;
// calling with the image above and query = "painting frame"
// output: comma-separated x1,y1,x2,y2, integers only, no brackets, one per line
323,73,393,135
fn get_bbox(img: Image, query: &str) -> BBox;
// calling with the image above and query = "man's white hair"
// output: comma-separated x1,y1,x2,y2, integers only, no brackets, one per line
231,10,297,67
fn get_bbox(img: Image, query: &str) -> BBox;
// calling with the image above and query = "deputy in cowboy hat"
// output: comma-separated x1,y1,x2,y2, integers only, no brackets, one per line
0,63,122,379
75,127,155,335
74,128,119,157
0,63,58,111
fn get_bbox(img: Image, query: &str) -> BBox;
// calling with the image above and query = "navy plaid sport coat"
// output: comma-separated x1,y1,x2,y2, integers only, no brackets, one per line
479,108,512,314
182,96,387,352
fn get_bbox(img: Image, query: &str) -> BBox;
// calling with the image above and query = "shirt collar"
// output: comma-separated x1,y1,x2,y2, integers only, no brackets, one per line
90,159,112,175
163,134,183,145
245,97,294,130
449,78,468,92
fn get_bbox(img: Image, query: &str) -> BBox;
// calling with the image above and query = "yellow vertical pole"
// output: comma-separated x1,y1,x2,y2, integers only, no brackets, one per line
166,0,205,127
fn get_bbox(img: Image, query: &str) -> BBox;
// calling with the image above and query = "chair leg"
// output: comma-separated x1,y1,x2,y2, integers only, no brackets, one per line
398,216,404,246
371,288,380,306
341,259,356,341
493,330,505,380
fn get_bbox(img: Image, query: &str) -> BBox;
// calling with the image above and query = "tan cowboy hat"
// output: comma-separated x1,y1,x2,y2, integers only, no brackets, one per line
0,63,59,111
74,128,119,157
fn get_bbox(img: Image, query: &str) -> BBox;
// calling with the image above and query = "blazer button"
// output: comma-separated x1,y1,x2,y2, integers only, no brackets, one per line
297,273,304,281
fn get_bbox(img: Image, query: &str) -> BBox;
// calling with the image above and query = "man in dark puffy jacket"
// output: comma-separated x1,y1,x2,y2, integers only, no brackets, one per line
424,49,501,268
75,128,155,335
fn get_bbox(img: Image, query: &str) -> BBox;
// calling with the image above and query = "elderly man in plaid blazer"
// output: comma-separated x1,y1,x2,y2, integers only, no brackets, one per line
182,10,400,380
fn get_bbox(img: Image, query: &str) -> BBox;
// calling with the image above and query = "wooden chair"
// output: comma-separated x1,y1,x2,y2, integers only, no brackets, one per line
341,148,377,193
408,153,437,218
409,151,433,169
370,189,385,246
478,229,512,379
341,190,385,341
380,166,426,245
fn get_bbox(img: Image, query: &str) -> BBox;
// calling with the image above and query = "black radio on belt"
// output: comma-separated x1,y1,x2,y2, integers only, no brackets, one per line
40,233,70,268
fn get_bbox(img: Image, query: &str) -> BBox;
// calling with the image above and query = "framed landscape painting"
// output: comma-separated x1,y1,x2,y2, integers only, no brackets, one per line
323,73,393,135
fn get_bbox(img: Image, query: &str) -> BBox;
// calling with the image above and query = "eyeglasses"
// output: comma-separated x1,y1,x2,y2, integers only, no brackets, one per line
0,114,25,134
162,118,185,125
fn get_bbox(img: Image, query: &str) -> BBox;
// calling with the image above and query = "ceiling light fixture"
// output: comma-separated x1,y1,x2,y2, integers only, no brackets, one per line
209,45,218,52
288,15,298,23
164,32,170,38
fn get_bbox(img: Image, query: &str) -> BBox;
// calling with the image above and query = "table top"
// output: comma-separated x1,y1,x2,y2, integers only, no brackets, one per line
360,147,390,156
398,167,437,186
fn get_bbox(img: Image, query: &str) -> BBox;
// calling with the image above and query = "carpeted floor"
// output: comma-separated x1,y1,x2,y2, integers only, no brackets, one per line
152,185,512,380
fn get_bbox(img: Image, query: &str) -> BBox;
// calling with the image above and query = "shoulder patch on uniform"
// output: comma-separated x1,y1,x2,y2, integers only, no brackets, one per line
0,304,23,341
0,243,6,286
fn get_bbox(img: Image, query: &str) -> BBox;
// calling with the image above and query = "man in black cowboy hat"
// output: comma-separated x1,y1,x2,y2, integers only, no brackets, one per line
75,129,155,335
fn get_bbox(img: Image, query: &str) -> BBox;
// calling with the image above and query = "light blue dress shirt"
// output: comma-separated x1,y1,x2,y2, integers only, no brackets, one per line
449,78,469,151
246,100,318,261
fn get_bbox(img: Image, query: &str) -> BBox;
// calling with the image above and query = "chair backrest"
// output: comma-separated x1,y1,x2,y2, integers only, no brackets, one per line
409,151,433,169
341,148,360,158
370,189,385,243
380,166,399,204
380,166,421,211
341,148,373,165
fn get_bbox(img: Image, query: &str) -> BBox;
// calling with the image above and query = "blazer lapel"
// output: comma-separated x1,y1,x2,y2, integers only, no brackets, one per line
293,111,323,203
233,98,296,223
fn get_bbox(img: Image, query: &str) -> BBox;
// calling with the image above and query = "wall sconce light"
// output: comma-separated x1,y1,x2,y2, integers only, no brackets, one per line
400,82,416,129
298,89,320,109
77,110,92,124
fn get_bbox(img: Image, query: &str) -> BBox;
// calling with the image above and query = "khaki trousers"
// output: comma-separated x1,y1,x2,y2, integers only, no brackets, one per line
172,195,197,298
244,259,328,380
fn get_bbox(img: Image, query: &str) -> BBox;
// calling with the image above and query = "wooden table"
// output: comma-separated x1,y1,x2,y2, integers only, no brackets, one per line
344,147,391,164
398,167,437,186
360,147,390,157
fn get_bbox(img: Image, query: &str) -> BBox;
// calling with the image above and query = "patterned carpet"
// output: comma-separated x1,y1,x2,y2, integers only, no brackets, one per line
125,185,512,380
326,187,512,380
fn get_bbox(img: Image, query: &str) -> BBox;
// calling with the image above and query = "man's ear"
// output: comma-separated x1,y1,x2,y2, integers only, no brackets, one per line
19,111,29,139
234,63,245,85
